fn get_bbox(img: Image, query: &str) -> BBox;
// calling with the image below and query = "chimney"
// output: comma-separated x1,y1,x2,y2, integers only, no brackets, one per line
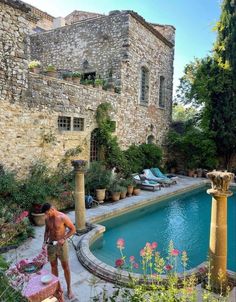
53,17,65,29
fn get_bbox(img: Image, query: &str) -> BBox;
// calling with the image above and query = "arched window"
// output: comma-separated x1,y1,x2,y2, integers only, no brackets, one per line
147,135,155,144
140,66,149,104
90,128,99,162
159,76,165,108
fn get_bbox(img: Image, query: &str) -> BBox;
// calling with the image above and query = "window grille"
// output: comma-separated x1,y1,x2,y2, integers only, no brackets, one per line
73,118,84,131
90,129,99,162
58,116,71,131
140,67,149,104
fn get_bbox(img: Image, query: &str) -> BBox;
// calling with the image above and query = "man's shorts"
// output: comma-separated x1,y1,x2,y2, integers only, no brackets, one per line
47,240,69,262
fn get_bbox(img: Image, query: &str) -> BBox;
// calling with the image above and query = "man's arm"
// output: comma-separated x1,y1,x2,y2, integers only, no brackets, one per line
63,215,76,240
43,219,50,244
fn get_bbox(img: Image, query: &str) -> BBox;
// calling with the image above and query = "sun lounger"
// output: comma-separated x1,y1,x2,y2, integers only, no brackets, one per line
133,175,161,191
151,167,178,184
142,169,172,187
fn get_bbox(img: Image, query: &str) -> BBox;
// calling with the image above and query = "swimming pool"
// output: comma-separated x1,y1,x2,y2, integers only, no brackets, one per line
91,187,236,273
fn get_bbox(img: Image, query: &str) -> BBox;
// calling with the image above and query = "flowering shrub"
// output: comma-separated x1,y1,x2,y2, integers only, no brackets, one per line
91,238,230,301
0,209,33,249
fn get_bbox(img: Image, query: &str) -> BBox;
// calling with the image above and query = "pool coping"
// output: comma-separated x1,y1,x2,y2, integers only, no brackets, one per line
76,180,236,286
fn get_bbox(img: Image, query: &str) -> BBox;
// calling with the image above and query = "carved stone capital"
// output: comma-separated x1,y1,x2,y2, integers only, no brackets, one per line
71,160,87,172
207,170,234,197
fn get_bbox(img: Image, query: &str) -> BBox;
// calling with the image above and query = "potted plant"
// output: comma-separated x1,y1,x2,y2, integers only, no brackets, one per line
119,179,128,199
109,181,122,202
28,60,41,74
72,71,81,84
126,177,135,197
94,77,104,89
85,162,111,203
62,71,73,82
31,206,45,226
46,64,57,78
133,183,141,195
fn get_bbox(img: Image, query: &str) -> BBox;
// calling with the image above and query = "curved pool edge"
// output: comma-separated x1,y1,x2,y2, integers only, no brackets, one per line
76,223,211,286
77,181,236,286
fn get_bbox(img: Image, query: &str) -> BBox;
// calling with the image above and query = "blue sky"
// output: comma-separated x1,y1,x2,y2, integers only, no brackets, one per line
24,0,222,94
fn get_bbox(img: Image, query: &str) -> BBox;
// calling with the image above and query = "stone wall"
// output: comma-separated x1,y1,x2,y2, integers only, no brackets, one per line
0,0,30,103
0,73,120,175
117,14,175,147
30,13,130,87
0,3,175,175
65,10,102,25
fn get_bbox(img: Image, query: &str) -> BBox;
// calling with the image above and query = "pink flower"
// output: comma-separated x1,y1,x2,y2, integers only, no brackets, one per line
116,238,125,249
140,249,145,257
129,256,135,262
145,242,152,248
165,264,173,271
115,258,124,267
151,242,158,249
171,249,180,256
133,262,139,269
15,211,29,223
199,267,206,273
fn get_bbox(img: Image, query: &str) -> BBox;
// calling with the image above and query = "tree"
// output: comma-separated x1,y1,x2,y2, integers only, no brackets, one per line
177,0,236,169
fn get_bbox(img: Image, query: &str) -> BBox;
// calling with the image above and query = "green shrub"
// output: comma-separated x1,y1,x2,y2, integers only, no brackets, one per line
124,144,163,173
85,162,112,195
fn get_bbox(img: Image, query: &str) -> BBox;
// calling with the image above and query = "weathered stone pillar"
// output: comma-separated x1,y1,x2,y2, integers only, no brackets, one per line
207,170,234,291
71,160,87,232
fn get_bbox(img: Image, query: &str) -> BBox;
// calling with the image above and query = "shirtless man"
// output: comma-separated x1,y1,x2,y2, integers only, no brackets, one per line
42,203,76,300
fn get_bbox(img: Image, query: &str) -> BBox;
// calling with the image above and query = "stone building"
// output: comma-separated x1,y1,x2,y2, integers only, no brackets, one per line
0,0,175,176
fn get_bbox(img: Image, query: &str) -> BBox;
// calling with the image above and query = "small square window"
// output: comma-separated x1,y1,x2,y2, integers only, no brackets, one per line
58,116,71,131
73,117,84,131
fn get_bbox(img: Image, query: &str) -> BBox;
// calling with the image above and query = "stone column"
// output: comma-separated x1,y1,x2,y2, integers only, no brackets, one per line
71,160,87,232
207,170,234,291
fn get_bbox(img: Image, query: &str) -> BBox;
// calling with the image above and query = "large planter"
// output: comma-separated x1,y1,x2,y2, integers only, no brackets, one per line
96,189,106,203
127,185,134,197
111,192,121,202
31,212,45,226
133,188,141,196
120,189,127,199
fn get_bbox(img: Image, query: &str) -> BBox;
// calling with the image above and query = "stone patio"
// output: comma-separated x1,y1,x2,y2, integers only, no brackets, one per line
3,176,236,301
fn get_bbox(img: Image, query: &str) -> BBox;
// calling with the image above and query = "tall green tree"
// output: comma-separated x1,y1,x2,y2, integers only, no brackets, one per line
177,0,236,169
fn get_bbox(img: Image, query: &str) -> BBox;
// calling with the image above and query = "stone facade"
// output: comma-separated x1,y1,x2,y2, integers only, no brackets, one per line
0,0,29,103
65,10,103,25
0,0,175,175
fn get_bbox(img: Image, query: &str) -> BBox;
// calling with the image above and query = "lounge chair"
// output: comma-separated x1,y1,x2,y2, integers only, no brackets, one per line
133,175,161,191
151,167,178,184
142,169,173,187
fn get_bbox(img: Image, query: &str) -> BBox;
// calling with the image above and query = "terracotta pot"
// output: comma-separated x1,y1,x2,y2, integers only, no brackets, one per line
133,188,141,196
127,185,134,197
31,212,45,226
72,77,81,85
120,190,127,199
30,67,40,74
111,192,121,202
46,71,57,78
96,189,106,203
188,170,195,177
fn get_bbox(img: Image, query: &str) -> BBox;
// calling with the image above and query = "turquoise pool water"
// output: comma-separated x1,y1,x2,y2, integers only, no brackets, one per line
91,187,236,273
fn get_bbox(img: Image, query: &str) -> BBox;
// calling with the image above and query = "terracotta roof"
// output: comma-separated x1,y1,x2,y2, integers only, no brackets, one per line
0,0,31,12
